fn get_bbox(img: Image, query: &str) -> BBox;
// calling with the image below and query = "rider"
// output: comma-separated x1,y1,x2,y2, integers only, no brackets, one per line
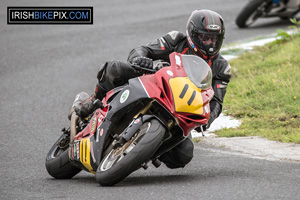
72,9,231,169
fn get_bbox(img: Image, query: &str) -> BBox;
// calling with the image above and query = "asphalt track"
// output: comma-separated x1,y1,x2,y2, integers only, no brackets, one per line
1,0,300,199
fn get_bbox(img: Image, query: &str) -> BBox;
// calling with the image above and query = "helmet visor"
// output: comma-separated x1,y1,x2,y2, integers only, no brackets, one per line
198,33,218,44
192,30,224,57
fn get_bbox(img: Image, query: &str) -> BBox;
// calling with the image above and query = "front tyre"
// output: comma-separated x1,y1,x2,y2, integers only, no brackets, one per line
45,133,81,179
96,119,165,186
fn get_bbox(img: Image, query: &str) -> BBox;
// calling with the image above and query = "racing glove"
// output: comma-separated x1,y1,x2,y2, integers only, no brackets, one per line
132,56,153,69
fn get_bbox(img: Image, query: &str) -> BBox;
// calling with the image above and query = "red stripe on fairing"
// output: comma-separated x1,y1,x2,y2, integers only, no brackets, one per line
106,89,115,99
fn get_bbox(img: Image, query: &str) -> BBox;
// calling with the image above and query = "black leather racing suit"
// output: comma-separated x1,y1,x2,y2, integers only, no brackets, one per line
127,31,232,128
94,31,231,169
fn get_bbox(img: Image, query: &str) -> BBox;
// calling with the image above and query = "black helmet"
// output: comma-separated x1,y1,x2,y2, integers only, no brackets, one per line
186,9,225,60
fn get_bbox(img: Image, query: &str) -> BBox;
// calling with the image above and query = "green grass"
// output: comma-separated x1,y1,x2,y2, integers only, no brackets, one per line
216,36,300,143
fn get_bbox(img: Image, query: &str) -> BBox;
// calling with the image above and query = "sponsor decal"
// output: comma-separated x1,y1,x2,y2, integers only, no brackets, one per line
90,117,97,134
175,55,181,66
204,105,209,114
188,37,194,48
7,7,93,24
120,89,130,103
98,115,104,123
207,24,220,30
100,128,104,136
76,142,80,159
167,70,173,76
73,143,76,158
134,119,140,124
186,30,197,52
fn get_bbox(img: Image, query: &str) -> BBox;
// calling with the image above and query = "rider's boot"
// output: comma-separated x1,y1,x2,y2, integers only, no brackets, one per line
67,92,93,160
67,85,107,160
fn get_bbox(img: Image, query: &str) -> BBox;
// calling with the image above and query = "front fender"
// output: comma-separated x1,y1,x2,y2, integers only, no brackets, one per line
122,115,167,142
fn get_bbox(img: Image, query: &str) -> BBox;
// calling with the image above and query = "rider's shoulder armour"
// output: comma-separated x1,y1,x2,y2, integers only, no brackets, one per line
163,31,185,47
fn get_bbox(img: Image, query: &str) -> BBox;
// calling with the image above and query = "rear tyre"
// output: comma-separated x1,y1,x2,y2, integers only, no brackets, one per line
45,133,81,179
96,119,165,186
236,0,271,28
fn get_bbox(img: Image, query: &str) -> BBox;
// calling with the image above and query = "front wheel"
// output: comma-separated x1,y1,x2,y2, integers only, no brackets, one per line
236,0,271,28
96,119,165,186
45,132,81,179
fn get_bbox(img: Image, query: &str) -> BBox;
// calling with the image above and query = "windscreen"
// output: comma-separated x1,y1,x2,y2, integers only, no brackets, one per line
181,55,212,90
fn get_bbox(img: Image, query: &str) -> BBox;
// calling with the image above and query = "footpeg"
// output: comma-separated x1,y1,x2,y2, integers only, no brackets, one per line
152,159,161,168
142,163,149,170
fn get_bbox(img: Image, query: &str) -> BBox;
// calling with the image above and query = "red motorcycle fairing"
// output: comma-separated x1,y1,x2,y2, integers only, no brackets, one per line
104,78,151,122
101,85,126,108
70,86,127,173
68,52,213,174
69,81,153,173
139,52,213,136
70,108,110,173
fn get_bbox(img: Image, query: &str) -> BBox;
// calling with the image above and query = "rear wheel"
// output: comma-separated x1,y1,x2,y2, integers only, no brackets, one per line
96,119,165,186
45,132,81,179
236,0,271,28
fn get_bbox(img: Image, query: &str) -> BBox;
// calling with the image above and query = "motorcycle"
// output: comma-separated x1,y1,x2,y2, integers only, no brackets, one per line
236,0,300,28
45,52,214,186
